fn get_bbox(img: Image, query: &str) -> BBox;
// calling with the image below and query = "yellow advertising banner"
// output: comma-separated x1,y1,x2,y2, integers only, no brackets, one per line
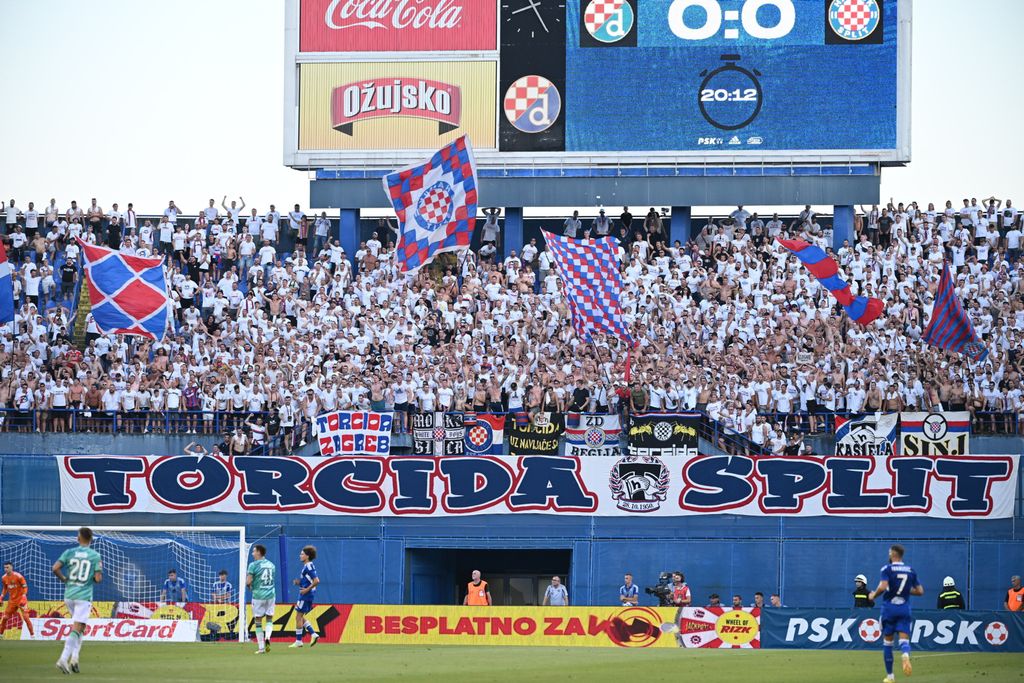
298,62,497,151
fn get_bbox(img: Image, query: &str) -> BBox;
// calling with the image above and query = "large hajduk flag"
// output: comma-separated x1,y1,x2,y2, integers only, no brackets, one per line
77,239,169,339
922,261,988,361
777,238,884,325
541,231,634,346
0,239,13,325
383,135,478,274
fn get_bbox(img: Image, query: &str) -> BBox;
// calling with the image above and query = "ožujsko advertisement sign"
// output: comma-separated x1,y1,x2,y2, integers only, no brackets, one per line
299,0,497,52
57,454,1019,518
298,62,496,150
760,608,1024,652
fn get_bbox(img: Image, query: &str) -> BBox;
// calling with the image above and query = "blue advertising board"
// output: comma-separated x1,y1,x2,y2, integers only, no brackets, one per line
566,0,905,156
761,609,1024,652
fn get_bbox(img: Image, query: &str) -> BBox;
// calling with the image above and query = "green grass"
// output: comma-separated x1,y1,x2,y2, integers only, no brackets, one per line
1,643,1022,682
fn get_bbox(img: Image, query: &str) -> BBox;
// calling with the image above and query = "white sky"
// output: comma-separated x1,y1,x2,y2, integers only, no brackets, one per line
0,0,1021,218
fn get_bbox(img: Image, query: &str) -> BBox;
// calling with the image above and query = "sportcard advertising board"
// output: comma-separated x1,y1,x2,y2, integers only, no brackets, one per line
22,618,198,642
57,454,1018,518
284,0,911,167
565,413,622,457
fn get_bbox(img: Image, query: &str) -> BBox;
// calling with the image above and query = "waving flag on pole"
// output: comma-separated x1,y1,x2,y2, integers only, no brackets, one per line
922,261,988,361
0,239,14,326
542,230,634,346
383,135,478,274
77,239,169,340
777,238,884,325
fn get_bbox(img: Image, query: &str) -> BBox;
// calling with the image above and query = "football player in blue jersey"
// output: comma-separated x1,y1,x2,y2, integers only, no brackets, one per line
289,545,319,648
868,544,924,682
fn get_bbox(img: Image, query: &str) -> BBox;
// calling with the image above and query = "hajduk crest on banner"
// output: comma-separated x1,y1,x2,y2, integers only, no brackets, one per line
383,135,478,274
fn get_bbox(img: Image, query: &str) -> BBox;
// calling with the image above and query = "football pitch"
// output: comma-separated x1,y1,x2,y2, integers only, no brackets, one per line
1,643,1022,682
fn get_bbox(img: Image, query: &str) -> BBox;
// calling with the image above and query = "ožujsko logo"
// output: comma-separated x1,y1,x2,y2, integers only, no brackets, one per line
323,0,464,31
331,78,462,136
828,0,881,41
609,455,670,512
583,0,634,43
503,75,561,134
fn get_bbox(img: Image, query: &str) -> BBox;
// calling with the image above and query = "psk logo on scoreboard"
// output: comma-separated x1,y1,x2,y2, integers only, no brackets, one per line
828,0,881,41
414,181,455,232
503,75,562,134
584,0,634,44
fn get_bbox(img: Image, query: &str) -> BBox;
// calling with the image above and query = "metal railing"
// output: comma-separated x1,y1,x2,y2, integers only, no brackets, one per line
0,408,301,454
754,410,1022,437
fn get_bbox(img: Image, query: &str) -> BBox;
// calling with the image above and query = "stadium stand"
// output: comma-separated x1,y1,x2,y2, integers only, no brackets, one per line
1,198,1021,451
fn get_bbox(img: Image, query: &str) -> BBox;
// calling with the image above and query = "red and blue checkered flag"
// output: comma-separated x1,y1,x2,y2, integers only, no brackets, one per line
383,135,478,274
922,261,988,361
78,238,169,340
777,237,884,325
541,230,634,346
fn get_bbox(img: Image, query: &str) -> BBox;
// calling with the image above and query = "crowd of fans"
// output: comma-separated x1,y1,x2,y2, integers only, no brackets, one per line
0,195,1022,454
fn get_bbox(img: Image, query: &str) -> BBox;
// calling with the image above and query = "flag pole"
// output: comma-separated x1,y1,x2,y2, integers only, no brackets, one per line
589,339,615,396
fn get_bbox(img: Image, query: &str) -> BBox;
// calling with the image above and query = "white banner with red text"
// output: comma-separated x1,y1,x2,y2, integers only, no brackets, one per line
22,618,198,642
55,454,1019,518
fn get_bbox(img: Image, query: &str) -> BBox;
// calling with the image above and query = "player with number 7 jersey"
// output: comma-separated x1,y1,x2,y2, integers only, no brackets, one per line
869,543,923,683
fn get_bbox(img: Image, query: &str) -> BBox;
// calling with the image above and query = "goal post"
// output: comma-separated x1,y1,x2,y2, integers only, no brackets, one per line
0,526,248,643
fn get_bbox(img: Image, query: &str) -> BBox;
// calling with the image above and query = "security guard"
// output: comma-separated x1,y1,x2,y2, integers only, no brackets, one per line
937,576,965,610
853,574,875,607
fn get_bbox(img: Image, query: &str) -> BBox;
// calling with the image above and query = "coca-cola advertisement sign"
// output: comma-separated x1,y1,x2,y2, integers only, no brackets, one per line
300,0,497,52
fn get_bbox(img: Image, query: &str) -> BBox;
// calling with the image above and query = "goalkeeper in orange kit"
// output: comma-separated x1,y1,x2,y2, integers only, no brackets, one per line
1,561,34,636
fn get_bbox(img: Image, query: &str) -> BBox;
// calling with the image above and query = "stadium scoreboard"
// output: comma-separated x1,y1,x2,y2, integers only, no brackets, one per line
284,0,910,169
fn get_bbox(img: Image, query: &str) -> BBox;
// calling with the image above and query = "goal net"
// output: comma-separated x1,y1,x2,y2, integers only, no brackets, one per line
0,526,248,642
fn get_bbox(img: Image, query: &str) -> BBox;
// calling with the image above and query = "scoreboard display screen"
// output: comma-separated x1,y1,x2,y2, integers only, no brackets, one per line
284,0,909,167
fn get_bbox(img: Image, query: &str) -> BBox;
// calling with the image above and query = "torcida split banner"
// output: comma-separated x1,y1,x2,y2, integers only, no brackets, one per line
56,454,1018,518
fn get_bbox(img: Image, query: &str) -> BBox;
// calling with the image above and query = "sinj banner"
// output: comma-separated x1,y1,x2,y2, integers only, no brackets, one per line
834,413,899,456
57,454,1018,518
900,411,971,455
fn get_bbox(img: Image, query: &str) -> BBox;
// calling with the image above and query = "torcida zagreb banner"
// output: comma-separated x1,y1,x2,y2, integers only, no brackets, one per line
57,454,1018,518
